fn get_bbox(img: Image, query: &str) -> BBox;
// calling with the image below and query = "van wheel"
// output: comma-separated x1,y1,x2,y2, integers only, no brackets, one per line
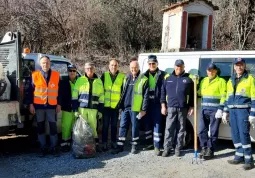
183,120,194,148
0,126,9,136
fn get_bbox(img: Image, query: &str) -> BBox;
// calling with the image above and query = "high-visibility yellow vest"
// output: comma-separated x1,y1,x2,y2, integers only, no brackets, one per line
104,72,125,109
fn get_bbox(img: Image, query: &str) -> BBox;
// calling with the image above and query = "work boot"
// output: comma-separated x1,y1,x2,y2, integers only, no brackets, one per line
102,143,108,152
154,148,162,156
131,145,139,154
175,148,181,157
203,148,214,160
162,149,171,157
199,147,207,159
111,142,117,149
96,144,102,153
51,147,60,157
227,159,245,165
111,146,124,154
39,148,47,158
243,163,255,170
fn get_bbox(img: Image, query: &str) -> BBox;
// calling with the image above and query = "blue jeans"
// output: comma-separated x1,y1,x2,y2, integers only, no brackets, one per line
198,109,221,151
102,107,119,144
117,108,139,147
144,103,163,149
229,108,253,164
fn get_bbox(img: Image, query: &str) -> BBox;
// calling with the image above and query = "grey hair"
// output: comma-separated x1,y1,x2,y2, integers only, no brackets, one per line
84,62,95,68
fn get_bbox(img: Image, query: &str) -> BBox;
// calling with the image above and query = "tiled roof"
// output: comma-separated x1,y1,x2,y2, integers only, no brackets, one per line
161,0,219,12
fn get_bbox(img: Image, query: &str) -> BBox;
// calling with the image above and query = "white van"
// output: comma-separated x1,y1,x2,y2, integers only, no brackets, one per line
138,51,255,145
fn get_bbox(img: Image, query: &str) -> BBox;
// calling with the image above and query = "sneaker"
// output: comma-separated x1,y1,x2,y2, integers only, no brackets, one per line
96,144,102,153
154,148,162,156
39,148,47,158
51,147,60,157
162,149,171,157
243,163,255,170
131,145,139,154
102,143,108,152
199,147,207,159
203,148,214,160
111,147,124,154
227,159,245,165
175,148,180,157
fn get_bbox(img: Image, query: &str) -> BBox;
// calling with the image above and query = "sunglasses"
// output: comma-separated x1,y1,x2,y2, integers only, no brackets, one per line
148,63,156,66
68,70,77,72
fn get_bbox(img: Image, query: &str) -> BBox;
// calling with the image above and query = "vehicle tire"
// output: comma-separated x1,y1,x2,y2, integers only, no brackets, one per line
183,120,194,148
0,126,9,136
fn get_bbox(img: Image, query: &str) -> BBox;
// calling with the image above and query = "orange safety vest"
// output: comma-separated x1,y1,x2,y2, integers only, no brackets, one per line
32,70,60,105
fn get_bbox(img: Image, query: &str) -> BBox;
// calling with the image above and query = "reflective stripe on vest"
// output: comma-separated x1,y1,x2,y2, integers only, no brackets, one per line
132,74,148,112
33,70,59,105
104,72,125,108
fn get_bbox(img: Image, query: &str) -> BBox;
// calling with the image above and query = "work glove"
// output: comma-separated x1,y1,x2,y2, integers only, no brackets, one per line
248,116,255,129
74,112,79,118
215,109,223,119
222,112,229,124
97,112,103,120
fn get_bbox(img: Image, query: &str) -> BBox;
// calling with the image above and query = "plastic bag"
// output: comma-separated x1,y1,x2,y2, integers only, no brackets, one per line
72,115,96,159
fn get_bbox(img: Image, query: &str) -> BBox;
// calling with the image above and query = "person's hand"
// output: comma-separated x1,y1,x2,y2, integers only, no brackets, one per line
188,107,194,116
29,104,35,114
74,112,79,118
97,112,103,120
222,112,229,124
215,109,223,119
56,105,61,113
139,111,146,118
161,106,167,115
249,116,255,129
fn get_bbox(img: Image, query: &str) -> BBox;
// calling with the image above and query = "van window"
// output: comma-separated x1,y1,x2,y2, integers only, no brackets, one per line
199,58,233,80
23,59,35,77
244,58,255,76
51,61,68,76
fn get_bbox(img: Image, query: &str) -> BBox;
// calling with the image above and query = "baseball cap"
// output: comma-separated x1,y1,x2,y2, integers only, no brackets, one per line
234,58,246,64
68,64,77,69
175,59,184,66
207,63,217,70
148,55,158,63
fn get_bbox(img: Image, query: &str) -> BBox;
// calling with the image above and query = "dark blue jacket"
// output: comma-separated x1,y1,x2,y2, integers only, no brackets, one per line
143,68,165,104
28,69,61,109
161,71,194,108
59,78,77,112
119,71,149,111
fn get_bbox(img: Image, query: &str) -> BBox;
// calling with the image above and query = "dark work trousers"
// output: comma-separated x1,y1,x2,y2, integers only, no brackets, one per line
229,108,253,164
144,103,163,149
198,109,221,151
102,107,119,144
35,109,58,149
117,107,139,147
164,107,188,150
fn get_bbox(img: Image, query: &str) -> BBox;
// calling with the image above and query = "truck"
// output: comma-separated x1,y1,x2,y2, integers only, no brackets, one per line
0,32,79,136
138,51,255,146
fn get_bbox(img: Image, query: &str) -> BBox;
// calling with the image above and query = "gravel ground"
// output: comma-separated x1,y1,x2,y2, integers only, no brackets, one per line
1,139,255,178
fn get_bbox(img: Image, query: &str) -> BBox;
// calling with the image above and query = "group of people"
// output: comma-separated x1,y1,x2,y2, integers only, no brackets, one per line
29,55,254,171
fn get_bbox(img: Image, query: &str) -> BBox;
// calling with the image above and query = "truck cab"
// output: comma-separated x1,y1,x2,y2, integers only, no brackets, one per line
0,32,80,135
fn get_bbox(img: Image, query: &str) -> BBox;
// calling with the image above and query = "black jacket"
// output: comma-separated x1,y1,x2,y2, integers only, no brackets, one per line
143,69,165,104
60,78,77,112
161,71,194,108
119,72,149,111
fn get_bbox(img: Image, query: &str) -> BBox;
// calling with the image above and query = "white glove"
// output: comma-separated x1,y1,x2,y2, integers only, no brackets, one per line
215,109,223,119
249,116,255,129
222,112,229,124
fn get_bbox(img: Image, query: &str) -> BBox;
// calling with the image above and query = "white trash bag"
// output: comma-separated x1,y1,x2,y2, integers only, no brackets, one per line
72,115,96,159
